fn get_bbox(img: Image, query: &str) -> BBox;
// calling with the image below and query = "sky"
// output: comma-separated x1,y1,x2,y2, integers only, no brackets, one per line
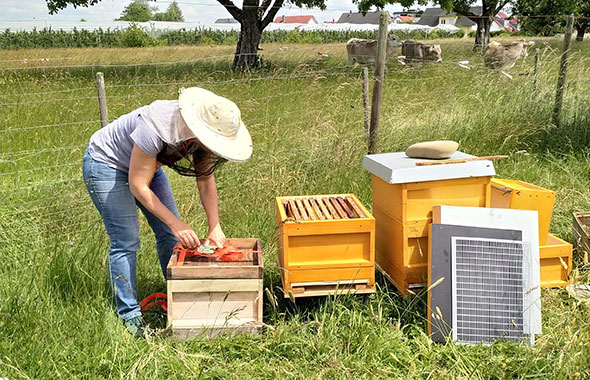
1,0,419,23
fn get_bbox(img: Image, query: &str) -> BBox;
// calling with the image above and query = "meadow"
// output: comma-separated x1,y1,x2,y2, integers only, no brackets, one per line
1,37,590,379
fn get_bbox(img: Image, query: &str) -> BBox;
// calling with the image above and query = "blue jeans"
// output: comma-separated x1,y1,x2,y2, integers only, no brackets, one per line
82,151,179,321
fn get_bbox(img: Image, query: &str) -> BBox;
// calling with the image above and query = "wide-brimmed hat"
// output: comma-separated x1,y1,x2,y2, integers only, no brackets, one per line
178,87,252,162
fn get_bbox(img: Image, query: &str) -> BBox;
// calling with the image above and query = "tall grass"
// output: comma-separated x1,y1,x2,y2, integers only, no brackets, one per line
1,38,590,378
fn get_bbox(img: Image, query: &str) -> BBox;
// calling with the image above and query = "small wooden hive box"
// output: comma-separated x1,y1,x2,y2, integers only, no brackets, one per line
540,234,572,288
166,238,263,339
276,194,375,298
491,178,556,245
574,212,590,264
491,178,571,288
363,151,495,294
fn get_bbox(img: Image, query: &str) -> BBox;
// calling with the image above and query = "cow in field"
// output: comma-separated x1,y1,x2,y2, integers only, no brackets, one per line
401,40,442,63
484,41,535,71
346,36,402,66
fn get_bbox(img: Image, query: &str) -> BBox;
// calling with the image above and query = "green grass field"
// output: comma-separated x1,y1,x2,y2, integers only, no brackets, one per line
1,37,590,379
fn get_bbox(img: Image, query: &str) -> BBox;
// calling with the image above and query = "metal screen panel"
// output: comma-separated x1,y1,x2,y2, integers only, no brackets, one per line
429,224,522,343
452,237,526,344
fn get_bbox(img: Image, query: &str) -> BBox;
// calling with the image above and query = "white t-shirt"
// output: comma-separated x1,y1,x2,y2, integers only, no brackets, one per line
87,102,178,172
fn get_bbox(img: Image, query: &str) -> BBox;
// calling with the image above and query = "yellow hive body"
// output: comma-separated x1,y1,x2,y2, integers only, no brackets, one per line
539,234,572,288
371,175,491,294
491,178,556,245
276,194,376,298
491,178,571,288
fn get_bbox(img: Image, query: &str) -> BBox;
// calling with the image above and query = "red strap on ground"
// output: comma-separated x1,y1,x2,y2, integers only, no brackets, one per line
140,292,168,312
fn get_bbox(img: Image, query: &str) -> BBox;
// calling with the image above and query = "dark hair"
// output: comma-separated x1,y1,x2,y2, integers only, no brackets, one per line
156,140,226,177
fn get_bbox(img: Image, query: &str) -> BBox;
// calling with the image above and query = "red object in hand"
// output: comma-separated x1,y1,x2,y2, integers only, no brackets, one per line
216,245,244,261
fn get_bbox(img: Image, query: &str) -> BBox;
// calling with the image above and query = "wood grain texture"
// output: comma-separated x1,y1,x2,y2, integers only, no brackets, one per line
284,284,376,298
309,199,326,220
415,155,508,166
330,197,348,219
303,198,317,220
295,199,309,221
167,238,263,279
168,279,261,293
345,196,368,218
288,200,301,221
337,197,356,218
316,198,333,220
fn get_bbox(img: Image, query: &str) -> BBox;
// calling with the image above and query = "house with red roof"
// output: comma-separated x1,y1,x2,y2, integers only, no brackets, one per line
273,15,318,24
418,7,516,35
392,15,418,24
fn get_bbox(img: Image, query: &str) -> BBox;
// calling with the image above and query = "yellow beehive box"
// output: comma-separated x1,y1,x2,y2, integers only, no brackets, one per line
276,194,375,298
363,151,496,294
540,233,572,288
371,175,491,293
491,178,556,245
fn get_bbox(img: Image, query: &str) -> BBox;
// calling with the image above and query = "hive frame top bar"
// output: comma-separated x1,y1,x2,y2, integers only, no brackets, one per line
277,194,373,222
363,151,496,184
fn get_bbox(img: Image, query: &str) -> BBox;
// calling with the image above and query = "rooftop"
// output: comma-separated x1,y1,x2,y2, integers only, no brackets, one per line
273,15,317,24
336,11,382,25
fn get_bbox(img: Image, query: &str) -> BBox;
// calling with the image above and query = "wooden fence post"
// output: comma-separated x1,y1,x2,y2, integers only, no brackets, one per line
552,14,574,127
532,48,540,99
362,67,370,142
95,72,109,128
368,11,389,155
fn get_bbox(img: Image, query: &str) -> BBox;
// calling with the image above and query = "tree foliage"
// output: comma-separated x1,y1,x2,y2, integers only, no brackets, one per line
357,0,509,49
153,1,184,22
514,0,577,35
46,0,100,14
116,0,155,22
514,0,590,38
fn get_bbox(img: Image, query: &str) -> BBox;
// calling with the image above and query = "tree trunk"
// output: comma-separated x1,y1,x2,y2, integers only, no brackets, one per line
232,5,262,71
576,23,587,42
474,17,492,51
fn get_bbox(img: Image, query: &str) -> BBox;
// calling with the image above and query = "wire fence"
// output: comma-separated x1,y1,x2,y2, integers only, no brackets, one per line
1,33,589,255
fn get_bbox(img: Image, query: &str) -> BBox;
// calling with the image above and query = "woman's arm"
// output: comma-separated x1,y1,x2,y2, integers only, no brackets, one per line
128,144,200,248
197,174,226,247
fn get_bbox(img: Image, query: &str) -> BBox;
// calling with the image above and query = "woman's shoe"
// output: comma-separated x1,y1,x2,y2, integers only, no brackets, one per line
124,316,146,337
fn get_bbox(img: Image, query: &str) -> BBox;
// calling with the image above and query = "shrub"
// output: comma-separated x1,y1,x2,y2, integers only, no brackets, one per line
117,23,157,47
491,30,511,37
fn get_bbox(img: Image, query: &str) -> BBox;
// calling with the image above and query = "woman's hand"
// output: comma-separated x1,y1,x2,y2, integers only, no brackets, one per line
204,223,226,248
170,219,200,249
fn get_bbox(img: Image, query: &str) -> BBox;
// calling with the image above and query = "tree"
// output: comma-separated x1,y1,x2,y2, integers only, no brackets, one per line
46,0,323,71
153,1,184,22
357,0,510,49
440,1,510,49
116,0,155,22
514,0,590,40
216,0,326,71
577,2,590,41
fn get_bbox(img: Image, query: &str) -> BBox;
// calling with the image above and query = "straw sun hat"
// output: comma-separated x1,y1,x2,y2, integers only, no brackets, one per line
178,87,252,162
